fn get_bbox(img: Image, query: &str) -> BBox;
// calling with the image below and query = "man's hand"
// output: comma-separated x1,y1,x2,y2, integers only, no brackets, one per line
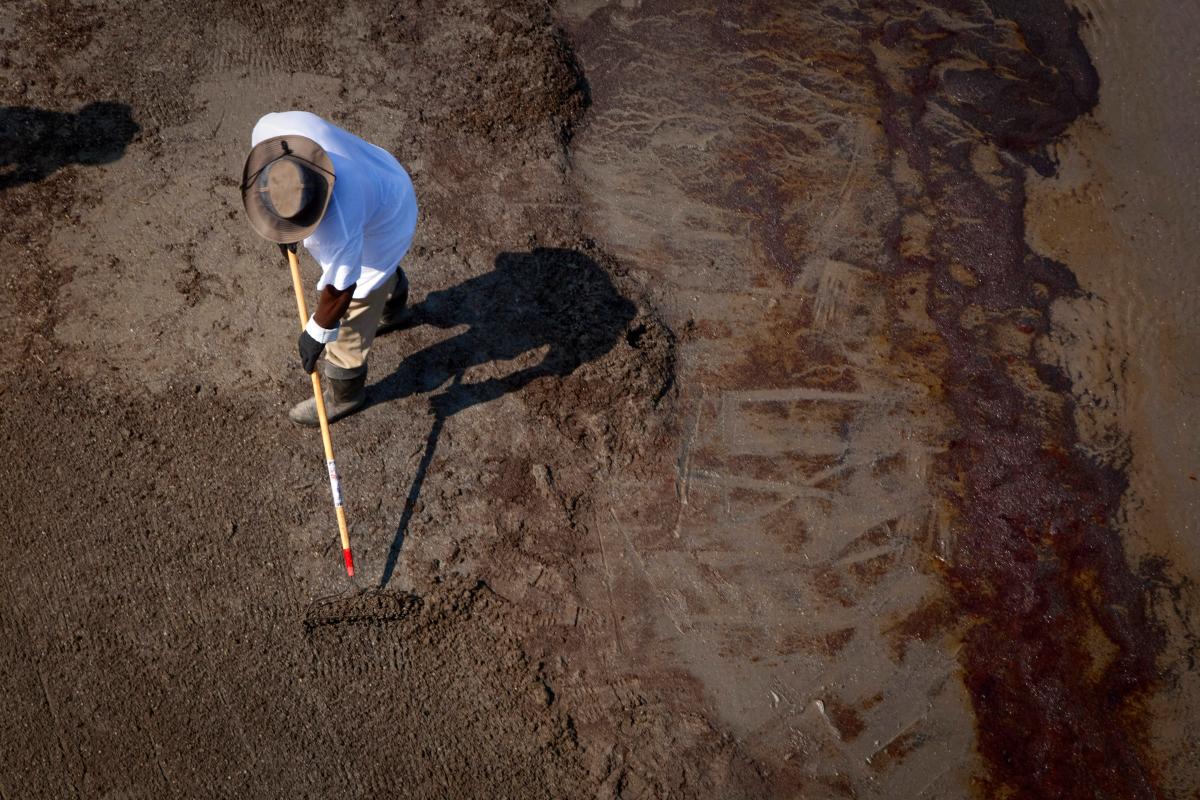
299,316,339,373
297,282,356,374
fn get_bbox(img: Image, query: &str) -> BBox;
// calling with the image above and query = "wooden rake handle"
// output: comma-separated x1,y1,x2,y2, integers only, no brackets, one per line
285,245,354,577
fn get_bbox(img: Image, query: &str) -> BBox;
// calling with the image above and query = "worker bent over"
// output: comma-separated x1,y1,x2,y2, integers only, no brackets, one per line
240,111,419,426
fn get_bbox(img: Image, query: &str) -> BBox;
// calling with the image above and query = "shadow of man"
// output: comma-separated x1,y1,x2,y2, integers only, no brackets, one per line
0,102,140,191
374,247,637,585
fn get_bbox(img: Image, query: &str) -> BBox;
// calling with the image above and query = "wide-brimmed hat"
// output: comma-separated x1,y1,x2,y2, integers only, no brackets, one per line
241,135,335,243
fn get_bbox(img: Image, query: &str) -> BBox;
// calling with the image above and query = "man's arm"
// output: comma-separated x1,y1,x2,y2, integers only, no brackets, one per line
298,283,356,373
314,283,355,328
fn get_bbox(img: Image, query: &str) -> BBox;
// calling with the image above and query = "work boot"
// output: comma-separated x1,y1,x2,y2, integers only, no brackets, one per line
376,270,412,334
288,373,367,427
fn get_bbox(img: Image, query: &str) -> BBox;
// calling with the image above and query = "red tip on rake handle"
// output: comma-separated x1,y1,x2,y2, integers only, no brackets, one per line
343,548,355,577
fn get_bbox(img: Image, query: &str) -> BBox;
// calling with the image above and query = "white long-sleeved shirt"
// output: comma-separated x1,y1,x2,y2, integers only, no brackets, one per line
251,111,419,298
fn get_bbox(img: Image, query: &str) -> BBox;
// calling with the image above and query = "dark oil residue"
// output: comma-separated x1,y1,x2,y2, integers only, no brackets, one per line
861,2,1164,797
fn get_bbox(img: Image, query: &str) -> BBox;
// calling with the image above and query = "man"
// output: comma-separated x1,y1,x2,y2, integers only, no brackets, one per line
240,110,418,425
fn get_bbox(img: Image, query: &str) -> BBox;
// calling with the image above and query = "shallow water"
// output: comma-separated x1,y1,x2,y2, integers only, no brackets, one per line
1028,2,1200,793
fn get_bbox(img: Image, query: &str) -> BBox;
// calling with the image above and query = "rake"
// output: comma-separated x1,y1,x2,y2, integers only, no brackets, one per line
282,243,354,577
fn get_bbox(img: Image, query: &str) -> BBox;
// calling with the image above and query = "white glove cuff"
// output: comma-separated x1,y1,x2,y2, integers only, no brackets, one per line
305,315,340,344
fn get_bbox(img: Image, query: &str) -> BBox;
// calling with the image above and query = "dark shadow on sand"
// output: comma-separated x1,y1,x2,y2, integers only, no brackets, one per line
0,102,139,191
374,247,636,586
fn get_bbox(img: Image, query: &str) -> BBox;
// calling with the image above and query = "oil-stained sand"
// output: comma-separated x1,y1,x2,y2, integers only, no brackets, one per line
2,1,1198,798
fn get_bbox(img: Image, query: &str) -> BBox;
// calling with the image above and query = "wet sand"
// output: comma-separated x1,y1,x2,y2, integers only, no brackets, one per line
560,0,1198,795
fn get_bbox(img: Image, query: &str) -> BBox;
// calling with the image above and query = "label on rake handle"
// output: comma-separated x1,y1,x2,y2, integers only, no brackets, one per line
326,459,343,507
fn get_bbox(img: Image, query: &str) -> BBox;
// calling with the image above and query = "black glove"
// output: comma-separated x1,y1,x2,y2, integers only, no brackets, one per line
298,314,340,373
298,330,324,374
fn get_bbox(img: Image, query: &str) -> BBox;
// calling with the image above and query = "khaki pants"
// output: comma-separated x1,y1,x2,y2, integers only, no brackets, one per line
323,270,399,380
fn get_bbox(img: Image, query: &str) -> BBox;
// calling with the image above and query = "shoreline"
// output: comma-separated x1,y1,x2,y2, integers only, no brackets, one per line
1026,0,1200,791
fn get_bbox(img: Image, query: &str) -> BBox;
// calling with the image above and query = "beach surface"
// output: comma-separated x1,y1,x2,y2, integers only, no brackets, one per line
1,1,1196,797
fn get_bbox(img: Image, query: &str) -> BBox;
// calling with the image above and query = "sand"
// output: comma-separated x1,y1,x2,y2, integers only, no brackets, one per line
1,1,1197,797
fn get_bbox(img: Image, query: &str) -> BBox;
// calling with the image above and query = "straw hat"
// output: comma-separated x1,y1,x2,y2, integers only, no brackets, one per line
241,135,335,243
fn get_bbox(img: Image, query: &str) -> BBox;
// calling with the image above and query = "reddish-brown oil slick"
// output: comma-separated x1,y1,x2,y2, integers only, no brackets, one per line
862,2,1164,797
